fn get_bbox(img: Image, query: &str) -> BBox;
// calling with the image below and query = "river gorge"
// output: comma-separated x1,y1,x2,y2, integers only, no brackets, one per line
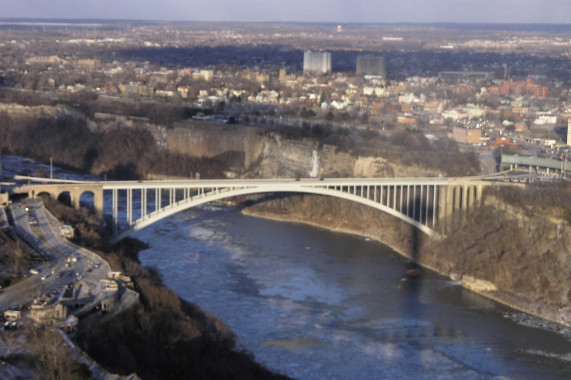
134,204,570,379
2,147,570,379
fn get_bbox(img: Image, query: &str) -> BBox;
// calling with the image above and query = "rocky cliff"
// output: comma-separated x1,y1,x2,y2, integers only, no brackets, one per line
166,122,441,178
168,123,266,171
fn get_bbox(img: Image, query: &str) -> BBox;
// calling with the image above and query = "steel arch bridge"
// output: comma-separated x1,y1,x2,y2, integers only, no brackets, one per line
14,177,489,243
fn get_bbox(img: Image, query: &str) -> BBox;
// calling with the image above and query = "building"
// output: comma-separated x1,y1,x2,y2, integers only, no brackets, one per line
488,78,549,98
279,69,296,81
29,304,67,325
60,225,74,239
0,192,10,207
26,56,69,65
193,70,214,82
438,71,495,83
568,120,571,147
452,126,482,144
77,59,101,69
356,55,386,77
303,51,331,75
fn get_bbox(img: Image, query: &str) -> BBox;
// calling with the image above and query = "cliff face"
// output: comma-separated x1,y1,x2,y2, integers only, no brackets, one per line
242,192,571,327
422,197,570,326
0,104,442,179
166,123,438,178
168,123,265,170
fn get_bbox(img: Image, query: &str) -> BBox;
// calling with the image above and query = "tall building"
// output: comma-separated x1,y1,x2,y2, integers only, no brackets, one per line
303,51,331,75
488,78,549,98
452,126,482,145
356,55,386,77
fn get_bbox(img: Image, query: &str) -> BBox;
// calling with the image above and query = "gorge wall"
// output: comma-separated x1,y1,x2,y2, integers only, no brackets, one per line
165,122,440,178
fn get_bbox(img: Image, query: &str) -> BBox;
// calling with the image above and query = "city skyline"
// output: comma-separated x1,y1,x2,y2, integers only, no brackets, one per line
2,0,571,24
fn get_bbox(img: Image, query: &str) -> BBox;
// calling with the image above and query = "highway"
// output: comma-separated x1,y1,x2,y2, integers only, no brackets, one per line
0,200,110,313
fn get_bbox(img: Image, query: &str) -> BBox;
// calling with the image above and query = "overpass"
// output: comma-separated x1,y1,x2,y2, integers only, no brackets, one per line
501,154,569,176
12,177,489,243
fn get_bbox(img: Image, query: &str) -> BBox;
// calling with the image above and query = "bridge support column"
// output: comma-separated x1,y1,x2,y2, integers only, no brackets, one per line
476,184,484,206
419,185,424,225
406,185,410,217
71,190,81,210
427,185,432,226
94,190,104,220
438,186,449,229
112,189,118,237
155,188,161,211
127,189,133,225
462,185,469,210
453,186,461,211
142,189,147,218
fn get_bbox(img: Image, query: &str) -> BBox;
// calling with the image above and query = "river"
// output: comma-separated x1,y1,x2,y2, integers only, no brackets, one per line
133,203,571,380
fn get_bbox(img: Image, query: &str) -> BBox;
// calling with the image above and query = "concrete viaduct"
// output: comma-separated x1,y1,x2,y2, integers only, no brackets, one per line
13,177,490,243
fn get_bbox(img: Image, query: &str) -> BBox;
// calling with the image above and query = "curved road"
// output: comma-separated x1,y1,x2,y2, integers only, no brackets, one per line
0,200,111,313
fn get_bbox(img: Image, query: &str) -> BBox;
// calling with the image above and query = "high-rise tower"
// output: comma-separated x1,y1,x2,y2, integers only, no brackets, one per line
356,55,386,77
303,51,332,75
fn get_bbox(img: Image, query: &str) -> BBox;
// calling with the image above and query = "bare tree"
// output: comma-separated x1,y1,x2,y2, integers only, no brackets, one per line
29,327,93,380
11,242,23,278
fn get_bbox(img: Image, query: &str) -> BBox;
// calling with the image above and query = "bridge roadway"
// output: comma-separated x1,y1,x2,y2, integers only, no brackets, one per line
13,177,490,243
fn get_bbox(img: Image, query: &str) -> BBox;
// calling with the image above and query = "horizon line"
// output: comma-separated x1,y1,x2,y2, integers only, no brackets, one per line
1,17,571,27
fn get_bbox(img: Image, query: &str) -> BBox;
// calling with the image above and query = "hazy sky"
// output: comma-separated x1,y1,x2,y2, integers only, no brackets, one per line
3,0,571,24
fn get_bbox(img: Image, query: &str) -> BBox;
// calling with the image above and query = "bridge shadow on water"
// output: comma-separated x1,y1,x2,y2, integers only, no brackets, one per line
392,223,427,366
401,224,424,317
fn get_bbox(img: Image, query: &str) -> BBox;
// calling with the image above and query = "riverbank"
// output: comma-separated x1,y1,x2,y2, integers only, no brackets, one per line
241,193,570,328
33,191,290,379
74,238,292,380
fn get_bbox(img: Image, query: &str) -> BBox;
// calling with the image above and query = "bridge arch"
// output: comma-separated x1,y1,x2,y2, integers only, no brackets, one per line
110,184,444,243
57,191,73,207
36,191,54,200
79,190,96,213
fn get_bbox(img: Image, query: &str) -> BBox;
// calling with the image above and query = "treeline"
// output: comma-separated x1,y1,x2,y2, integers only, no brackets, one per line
89,98,207,126
484,182,571,222
40,195,106,250
0,111,228,180
0,88,204,127
76,239,291,380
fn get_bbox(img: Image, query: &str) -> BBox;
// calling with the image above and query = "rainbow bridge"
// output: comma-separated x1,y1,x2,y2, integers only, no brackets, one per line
13,177,489,243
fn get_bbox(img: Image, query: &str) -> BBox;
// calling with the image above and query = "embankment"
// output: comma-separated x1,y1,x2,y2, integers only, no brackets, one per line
75,239,291,380
242,192,570,327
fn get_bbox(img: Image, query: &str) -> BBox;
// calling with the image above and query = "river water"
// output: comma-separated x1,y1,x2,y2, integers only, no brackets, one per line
134,204,571,380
